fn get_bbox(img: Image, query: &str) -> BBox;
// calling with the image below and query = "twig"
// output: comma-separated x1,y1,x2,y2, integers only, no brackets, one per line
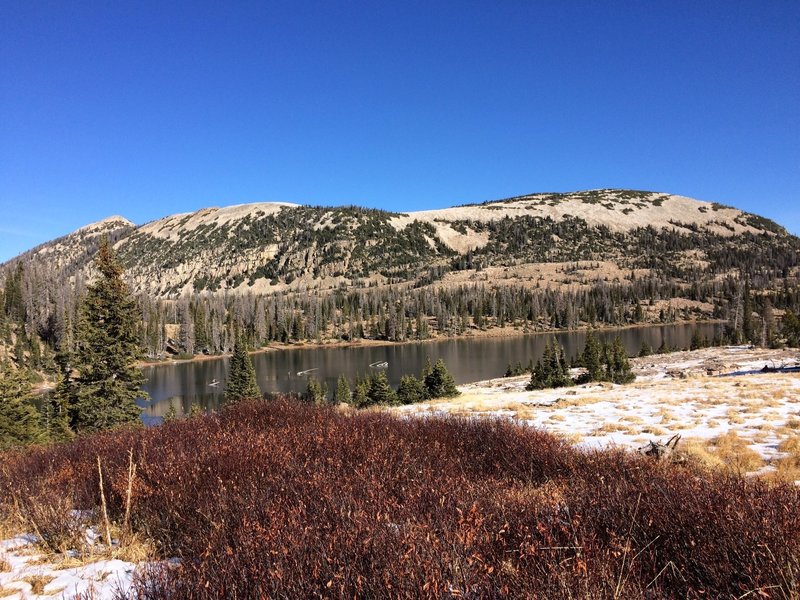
97,456,112,548
123,448,136,535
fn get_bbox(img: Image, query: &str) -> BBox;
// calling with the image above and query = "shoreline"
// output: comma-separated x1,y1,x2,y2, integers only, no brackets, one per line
136,318,726,369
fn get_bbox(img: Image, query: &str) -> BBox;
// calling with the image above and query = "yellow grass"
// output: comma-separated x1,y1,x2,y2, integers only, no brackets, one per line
711,431,764,473
22,574,55,595
786,417,800,430
593,423,629,434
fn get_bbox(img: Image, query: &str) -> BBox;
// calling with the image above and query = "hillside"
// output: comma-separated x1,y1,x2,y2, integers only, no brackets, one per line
2,189,799,366
4,189,798,298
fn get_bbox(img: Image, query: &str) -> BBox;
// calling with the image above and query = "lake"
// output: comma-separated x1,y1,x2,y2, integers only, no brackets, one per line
139,322,722,421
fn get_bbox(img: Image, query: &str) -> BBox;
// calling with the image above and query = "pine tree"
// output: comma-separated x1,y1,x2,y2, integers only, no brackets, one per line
423,359,459,398
742,279,754,343
782,310,800,347
528,339,572,390
0,364,47,449
582,330,603,381
396,374,426,404
421,356,432,381
368,371,397,405
352,377,370,408
225,333,261,403
690,329,706,351
335,375,352,404
70,241,145,432
304,376,327,405
45,355,74,442
605,336,635,384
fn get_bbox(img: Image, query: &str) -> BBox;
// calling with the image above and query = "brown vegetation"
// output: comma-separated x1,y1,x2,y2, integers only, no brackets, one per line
1,399,798,598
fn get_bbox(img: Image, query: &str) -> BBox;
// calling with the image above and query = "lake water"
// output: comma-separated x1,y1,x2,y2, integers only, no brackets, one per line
140,322,722,421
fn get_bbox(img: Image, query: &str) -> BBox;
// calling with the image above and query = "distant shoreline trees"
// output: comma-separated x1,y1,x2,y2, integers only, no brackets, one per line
300,357,459,409
524,332,635,391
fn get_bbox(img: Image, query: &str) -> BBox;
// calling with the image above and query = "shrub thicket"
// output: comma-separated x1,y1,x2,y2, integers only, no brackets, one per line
0,400,797,599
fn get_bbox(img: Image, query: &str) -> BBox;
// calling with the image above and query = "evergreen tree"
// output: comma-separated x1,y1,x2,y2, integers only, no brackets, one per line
421,356,432,381
367,371,397,405
70,241,145,432
605,336,635,384
782,310,800,347
582,330,603,381
334,375,352,405
423,359,460,398
527,358,549,390
352,377,370,408
0,364,47,449
690,329,705,350
528,339,572,390
46,351,74,441
304,376,327,405
742,279,754,343
225,333,261,403
396,374,426,404
638,341,653,357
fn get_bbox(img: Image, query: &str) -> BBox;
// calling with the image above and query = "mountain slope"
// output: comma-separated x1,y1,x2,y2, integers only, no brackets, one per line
3,189,798,298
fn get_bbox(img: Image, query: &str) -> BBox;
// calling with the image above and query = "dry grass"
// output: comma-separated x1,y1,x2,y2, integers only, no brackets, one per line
725,409,744,424
622,415,644,425
0,507,24,541
593,422,629,434
641,425,668,436
778,436,800,466
786,417,800,430
711,431,765,474
0,586,19,598
112,530,156,563
556,394,604,407
767,436,800,483
656,408,677,423
679,433,766,474
22,574,55,594
0,555,10,572
680,438,726,469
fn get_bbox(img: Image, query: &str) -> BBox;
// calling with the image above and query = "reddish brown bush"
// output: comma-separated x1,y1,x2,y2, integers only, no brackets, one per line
1,399,798,598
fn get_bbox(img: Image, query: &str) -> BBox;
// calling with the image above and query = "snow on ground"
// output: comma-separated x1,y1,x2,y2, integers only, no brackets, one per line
0,531,145,599
395,346,800,464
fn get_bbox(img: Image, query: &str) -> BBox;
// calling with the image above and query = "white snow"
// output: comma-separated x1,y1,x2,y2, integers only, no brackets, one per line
0,530,146,599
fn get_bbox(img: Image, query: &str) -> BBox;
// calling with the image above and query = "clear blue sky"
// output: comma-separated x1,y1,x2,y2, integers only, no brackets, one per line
1,1,798,261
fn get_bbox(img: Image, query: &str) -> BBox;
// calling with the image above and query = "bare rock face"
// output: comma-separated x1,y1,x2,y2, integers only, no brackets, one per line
3,190,798,298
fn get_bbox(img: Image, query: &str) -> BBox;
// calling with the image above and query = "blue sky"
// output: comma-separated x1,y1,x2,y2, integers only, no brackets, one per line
1,1,798,261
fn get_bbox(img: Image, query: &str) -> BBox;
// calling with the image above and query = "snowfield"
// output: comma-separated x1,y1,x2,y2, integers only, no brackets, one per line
395,346,800,466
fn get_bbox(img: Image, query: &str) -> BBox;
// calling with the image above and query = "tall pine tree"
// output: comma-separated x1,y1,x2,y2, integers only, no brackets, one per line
225,333,261,403
70,241,145,432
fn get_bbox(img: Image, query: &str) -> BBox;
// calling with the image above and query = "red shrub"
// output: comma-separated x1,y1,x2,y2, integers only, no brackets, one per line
1,399,798,598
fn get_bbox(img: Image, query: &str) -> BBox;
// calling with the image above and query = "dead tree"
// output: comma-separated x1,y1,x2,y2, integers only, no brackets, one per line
639,433,681,461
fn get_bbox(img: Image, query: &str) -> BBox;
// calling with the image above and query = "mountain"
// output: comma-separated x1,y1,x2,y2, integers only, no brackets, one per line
5,189,798,298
